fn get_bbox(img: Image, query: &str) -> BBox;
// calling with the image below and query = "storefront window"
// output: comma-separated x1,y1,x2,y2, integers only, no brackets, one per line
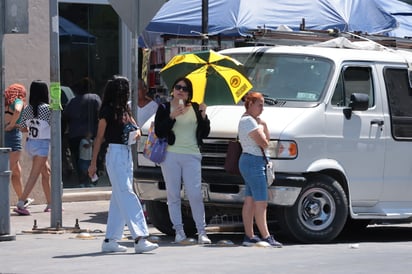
59,3,119,96
59,2,120,188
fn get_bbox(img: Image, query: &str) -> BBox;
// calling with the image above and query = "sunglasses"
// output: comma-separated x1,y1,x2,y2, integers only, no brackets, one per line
174,84,189,92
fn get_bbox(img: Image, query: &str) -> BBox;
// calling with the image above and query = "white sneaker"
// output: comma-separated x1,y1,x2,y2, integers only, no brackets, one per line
24,198,35,208
101,239,127,253
16,200,25,209
198,233,212,244
134,238,159,253
174,231,187,243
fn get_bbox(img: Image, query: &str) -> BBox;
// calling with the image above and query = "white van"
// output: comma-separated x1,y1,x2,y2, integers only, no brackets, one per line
136,37,412,243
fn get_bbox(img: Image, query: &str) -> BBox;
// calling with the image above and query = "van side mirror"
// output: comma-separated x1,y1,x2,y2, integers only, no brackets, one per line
343,93,369,119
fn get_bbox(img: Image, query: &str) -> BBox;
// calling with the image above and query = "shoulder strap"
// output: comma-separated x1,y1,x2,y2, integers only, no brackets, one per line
191,102,202,123
260,147,268,164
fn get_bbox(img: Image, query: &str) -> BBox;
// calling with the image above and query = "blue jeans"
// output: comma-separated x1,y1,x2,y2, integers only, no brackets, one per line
105,144,148,240
239,153,268,201
78,159,91,185
4,128,22,151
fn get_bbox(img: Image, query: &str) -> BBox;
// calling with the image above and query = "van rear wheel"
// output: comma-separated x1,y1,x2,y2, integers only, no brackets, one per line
279,174,348,243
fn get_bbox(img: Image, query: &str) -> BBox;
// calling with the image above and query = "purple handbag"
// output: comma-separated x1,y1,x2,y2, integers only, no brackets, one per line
149,137,168,164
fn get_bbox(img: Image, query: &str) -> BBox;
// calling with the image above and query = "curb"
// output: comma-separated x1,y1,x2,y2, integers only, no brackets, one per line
62,187,111,202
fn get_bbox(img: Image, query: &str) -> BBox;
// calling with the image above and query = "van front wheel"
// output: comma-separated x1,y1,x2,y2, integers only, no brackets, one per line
279,174,348,243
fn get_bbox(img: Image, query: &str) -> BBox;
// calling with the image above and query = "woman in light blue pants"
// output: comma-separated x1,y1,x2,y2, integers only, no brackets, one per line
89,75,158,253
105,144,147,240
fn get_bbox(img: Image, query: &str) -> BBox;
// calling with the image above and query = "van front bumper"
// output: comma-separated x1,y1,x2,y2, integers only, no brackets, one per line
134,168,304,206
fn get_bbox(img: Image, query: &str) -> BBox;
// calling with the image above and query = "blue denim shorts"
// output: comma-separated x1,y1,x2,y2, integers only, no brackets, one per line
25,139,50,157
4,128,22,151
239,153,268,201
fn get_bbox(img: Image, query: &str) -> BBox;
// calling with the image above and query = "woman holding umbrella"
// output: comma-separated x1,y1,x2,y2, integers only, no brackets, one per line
154,77,211,244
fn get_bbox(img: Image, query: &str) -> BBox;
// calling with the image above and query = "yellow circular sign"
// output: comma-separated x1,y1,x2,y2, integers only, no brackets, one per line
230,75,241,88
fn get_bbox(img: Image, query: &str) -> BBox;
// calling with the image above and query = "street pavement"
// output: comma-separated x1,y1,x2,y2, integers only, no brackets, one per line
3,197,412,273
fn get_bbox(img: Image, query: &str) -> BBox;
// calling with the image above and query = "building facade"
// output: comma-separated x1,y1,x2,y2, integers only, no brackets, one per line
5,0,133,202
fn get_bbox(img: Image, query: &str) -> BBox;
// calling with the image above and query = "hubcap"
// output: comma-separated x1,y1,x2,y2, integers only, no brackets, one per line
298,187,336,231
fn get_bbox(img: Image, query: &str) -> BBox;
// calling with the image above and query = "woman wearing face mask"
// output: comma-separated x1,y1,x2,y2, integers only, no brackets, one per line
154,77,211,245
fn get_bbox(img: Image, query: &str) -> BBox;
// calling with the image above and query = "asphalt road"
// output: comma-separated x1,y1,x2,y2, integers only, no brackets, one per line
2,201,412,274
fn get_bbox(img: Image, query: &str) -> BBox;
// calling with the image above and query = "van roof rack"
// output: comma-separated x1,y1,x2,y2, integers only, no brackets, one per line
246,28,412,50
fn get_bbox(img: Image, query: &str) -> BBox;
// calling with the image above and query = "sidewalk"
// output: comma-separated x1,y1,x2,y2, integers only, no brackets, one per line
7,200,112,237
0,199,251,274
1,200,167,274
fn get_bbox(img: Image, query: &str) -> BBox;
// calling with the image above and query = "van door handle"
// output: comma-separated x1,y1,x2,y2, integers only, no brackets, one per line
370,119,384,126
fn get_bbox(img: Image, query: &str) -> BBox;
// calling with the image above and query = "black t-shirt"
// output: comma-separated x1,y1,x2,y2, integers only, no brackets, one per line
100,106,127,144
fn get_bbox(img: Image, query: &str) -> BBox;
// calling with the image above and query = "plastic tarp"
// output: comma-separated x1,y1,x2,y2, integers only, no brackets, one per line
142,0,399,47
313,37,386,50
376,0,412,38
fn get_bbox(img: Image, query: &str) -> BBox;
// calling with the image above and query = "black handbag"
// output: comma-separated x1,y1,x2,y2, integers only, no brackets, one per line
224,139,242,175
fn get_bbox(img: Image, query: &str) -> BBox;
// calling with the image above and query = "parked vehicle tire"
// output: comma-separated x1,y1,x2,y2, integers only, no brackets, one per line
145,201,174,235
279,174,348,243
145,200,196,236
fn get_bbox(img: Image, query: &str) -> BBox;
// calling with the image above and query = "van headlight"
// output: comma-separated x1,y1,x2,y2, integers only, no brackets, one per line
267,140,298,159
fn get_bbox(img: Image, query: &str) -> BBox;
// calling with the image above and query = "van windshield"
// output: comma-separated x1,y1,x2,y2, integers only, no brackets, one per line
229,52,332,105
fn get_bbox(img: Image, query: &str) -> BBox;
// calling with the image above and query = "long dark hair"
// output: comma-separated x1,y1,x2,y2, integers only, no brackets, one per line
101,75,132,122
29,80,49,118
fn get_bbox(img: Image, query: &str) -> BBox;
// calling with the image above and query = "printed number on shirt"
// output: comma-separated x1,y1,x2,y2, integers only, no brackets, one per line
28,119,50,139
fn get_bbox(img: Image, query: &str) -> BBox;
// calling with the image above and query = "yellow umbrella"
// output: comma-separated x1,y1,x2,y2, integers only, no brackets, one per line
160,49,252,105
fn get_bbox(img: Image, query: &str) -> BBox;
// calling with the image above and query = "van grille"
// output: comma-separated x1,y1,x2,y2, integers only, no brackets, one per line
201,139,231,169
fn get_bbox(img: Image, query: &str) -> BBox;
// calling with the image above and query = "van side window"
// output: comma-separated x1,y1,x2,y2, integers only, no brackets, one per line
331,67,374,107
384,68,412,139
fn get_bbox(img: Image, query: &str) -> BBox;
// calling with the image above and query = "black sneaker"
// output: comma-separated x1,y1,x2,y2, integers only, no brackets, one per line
262,235,283,248
242,235,261,246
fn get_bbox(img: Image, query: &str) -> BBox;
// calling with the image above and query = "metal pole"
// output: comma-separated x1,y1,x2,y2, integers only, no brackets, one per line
131,0,140,171
0,0,14,243
49,0,63,228
0,0,5,147
201,0,208,50
0,148,15,241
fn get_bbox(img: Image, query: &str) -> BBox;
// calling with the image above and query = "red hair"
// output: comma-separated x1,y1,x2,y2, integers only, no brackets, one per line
4,83,26,106
244,91,263,110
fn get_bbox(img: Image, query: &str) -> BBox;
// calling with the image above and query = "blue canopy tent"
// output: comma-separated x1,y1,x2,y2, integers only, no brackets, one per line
59,16,96,45
141,0,399,47
376,0,412,38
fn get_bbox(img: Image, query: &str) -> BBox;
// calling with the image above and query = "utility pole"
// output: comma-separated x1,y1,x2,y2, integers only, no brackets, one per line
49,0,63,228
0,0,15,242
0,0,5,147
131,0,140,171
201,0,208,50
